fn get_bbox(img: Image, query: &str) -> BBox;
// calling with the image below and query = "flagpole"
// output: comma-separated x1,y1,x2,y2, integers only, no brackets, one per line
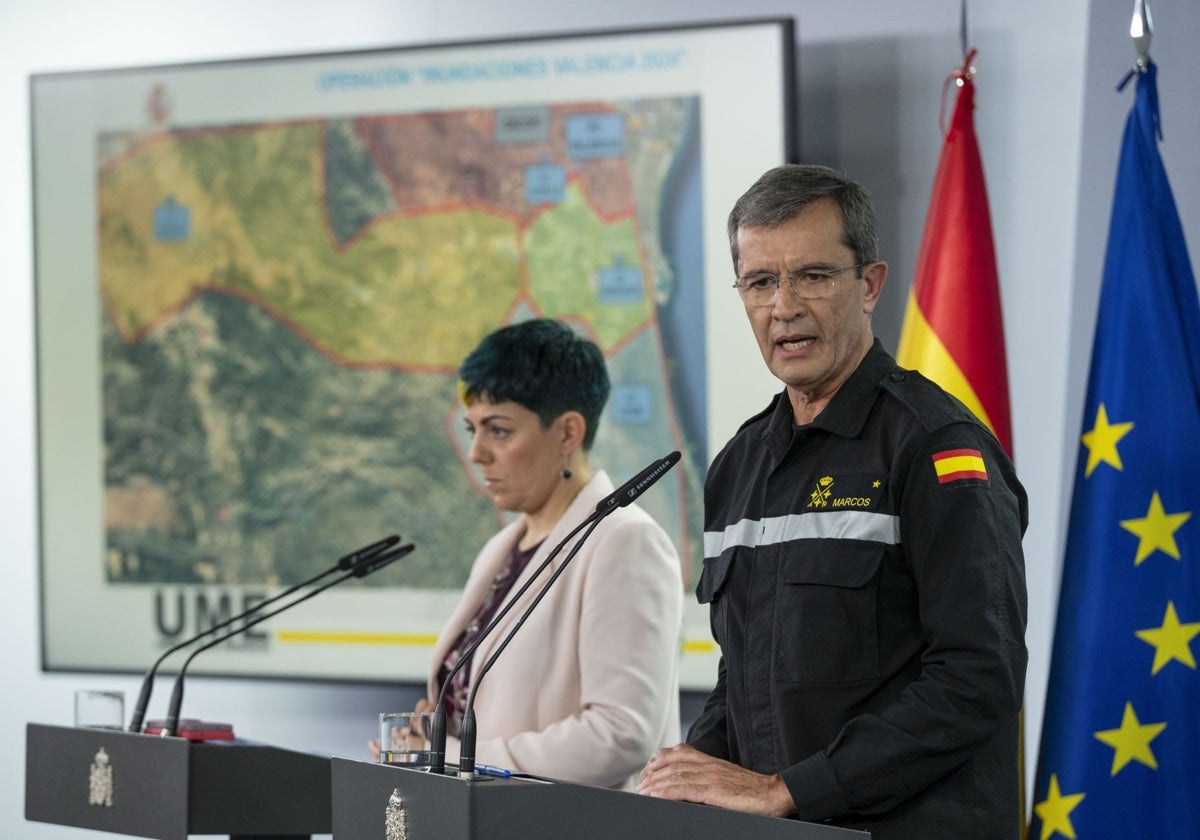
959,0,969,64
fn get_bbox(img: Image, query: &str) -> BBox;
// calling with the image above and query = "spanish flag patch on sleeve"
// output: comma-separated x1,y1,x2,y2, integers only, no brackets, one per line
931,448,988,484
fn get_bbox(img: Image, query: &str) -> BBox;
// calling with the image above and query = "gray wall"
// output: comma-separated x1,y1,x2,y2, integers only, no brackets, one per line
2,1,1197,835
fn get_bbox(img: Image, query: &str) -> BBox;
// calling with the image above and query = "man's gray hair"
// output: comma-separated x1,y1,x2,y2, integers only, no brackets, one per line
727,164,879,271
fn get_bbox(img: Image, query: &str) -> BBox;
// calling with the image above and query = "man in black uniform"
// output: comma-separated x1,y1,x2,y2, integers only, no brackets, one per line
638,164,1028,839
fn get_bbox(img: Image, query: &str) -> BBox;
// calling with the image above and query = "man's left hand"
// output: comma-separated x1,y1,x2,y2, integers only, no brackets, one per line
636,743,795,818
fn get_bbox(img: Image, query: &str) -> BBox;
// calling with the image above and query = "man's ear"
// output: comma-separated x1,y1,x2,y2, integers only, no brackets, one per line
862,261,888,314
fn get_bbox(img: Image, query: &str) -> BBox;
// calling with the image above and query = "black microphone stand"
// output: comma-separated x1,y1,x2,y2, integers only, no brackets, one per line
160,542,414,737
456,515,604,776
128,534,400,733
427,451,681,774
426,513,598,774
454,451,680,775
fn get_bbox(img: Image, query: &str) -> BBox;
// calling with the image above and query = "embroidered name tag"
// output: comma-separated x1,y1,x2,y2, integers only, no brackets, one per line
804,473,886,510
932,448,988,484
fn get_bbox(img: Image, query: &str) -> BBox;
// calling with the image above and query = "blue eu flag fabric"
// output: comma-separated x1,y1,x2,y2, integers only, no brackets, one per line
1031,62,1200,839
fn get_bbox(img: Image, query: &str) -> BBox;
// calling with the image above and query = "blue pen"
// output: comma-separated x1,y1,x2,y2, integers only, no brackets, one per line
475,763,512,778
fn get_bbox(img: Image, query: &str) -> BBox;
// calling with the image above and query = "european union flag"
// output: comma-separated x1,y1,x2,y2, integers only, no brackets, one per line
1031,63,1200,839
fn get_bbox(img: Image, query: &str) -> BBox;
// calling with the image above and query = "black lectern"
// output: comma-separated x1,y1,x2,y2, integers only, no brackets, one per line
25,723,330,839
331,757,869,839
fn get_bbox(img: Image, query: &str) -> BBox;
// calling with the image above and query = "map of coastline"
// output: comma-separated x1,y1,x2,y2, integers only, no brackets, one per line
98,96,704,590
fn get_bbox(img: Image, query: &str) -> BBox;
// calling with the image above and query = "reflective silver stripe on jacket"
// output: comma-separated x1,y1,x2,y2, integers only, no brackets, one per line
704,511,901,559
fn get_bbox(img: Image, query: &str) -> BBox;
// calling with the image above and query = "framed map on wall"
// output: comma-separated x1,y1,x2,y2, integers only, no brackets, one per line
32,18,796,687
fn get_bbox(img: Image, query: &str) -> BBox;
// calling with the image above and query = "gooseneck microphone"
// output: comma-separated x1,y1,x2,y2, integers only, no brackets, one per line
426,517,595,774
595,450,682,515
427,452,681,774
442,451,681,776
160,541,415,737
127,535,401,733
456,516,604,776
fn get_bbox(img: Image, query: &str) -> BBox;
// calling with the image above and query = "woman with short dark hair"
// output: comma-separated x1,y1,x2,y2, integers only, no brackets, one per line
426,318,684,790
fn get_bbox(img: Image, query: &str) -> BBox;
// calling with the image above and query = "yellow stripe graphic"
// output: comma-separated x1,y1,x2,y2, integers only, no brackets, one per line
275,631,439,646
274,630,719,656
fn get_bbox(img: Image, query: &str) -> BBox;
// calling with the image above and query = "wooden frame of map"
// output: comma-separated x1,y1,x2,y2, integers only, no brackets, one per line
31,18,796,687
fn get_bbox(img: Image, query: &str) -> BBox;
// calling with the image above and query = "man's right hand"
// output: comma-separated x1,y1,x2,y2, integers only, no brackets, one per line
637,743,796,818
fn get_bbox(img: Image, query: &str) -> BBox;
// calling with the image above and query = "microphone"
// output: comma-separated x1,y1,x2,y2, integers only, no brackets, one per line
159,541,415,737
455,451,681,776
595,450,682,513
127,535,401,733
426,451,682,774
425,516,595,774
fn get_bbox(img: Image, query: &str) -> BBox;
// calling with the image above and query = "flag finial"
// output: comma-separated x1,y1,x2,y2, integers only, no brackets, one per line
1131,0,1153,71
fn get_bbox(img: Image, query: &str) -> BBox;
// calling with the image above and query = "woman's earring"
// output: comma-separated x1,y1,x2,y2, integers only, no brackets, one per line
561,460,573,480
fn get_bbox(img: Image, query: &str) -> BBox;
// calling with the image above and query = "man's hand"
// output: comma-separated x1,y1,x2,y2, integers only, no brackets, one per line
636,743,796,818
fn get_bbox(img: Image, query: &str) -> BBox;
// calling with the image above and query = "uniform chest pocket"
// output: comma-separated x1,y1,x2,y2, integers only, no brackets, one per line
774,541,882,684
696,552,734,645
696,553,733,604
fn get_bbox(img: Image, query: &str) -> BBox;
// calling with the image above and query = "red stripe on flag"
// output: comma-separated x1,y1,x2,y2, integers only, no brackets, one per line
937,468,988,484
932,448,984,462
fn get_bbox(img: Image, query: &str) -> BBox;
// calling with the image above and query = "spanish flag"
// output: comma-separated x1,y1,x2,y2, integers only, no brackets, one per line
932,448,988,484
896,51,1013,456
896,50,1021,831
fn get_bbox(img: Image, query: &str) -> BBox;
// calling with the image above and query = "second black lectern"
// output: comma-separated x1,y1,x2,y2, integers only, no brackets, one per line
332,757,869,839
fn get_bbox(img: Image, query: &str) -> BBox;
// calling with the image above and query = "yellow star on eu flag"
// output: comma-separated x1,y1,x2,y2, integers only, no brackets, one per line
1136,601,1200,675
1081,403,1134,477
1034,774,1086,840
1093,702,1167,775
1119,491,1192,566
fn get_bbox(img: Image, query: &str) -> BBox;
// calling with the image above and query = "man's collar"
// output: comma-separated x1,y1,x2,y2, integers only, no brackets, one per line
761,339,894,449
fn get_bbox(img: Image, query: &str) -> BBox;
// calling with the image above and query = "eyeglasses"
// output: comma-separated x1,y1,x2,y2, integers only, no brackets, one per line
732,263,869,307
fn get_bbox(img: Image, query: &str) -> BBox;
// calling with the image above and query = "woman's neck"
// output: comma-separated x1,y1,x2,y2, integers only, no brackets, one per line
518,464,593,549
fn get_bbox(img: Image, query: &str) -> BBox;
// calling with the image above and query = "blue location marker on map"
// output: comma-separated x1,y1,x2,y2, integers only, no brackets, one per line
609,384,653,425
565,113,625,159
153,196,191,242
597,256,644,304
524,155,565,205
